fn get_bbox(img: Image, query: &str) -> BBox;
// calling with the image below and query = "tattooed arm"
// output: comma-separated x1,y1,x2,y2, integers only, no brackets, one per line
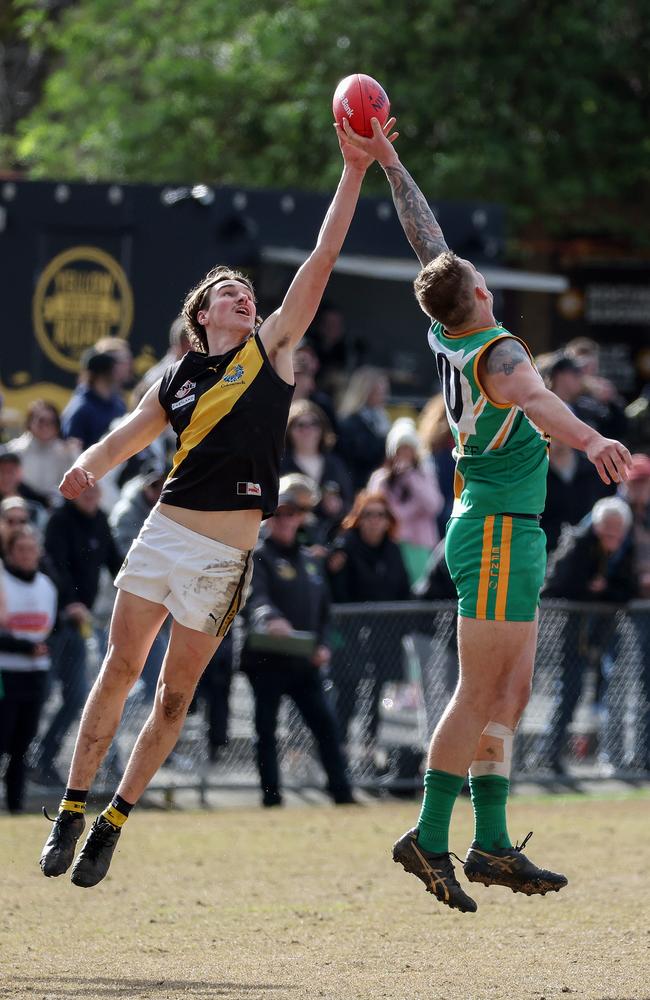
479,338,631,485
340,117,448,265
383,161,448,265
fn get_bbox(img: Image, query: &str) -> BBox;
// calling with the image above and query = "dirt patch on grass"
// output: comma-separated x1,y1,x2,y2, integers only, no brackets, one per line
1,793,648,999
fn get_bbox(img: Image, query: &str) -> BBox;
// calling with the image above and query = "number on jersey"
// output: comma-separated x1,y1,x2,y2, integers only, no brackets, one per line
435,352,476,436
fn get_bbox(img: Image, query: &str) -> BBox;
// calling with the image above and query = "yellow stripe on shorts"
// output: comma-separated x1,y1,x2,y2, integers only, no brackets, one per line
495,515,513,620
476,515,495,619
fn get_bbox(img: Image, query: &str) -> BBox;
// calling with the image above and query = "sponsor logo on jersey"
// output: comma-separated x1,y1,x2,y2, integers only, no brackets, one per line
171,393,196,410
236,481,261,496
223,364,244,384
175,379,196,398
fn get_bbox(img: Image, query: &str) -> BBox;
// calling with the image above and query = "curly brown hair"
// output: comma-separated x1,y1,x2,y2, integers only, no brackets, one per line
413,251,475,330
181,266,260,353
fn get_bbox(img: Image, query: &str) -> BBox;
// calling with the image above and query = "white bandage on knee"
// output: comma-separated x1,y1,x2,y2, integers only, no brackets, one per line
469,721,514,779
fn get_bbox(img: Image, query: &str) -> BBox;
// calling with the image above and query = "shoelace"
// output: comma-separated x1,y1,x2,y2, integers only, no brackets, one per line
514,831,534,852
83,820,118,859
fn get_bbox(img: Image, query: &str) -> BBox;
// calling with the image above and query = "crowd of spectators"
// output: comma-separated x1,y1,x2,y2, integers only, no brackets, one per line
1,320,649,812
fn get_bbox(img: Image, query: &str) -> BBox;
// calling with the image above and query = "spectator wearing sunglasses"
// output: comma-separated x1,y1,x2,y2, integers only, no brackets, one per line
239,476,354,807
281,400,353,539
0,497,32,559
326,491,411,754
0,447,48,528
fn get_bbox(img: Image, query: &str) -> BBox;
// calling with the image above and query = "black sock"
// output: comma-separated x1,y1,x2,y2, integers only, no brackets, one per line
111,794,134,817
102,793,134,828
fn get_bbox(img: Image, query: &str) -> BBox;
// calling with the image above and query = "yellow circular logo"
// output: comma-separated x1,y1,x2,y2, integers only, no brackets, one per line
32,246,134,372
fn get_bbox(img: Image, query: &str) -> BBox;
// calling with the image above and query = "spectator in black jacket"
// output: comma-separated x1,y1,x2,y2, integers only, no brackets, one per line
541,440,607,553
240,478,354,807
31,484,122,785
108,464,168,701
327,491,411,760
539,497,638,773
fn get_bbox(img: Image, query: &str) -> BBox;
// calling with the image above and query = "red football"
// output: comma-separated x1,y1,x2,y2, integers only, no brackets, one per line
332,74,390,138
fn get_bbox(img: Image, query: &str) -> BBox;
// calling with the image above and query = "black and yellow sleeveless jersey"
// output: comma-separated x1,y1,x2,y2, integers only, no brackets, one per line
158,333,294,517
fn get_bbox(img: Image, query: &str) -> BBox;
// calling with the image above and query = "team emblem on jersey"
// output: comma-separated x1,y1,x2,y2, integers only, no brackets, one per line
223,364,244,384
175,379,196,398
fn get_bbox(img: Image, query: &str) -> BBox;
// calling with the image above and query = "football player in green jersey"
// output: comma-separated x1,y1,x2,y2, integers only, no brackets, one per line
341,117,632,913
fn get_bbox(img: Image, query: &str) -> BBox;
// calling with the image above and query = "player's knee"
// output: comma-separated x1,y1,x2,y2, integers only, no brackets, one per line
456,678,500,717
157,683,189,723
99,647,141,690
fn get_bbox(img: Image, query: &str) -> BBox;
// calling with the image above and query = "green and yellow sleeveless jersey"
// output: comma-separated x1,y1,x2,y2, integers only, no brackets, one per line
428,322,549,518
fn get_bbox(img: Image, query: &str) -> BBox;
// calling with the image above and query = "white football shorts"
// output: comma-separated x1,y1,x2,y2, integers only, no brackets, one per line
114,507,253,637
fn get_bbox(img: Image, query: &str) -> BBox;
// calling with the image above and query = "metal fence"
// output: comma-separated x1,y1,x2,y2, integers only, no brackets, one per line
26,600,650,801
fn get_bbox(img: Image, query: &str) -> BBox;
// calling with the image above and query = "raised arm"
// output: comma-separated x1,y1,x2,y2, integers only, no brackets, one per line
259,119,397,374
340,117,448,266
478,339,632,485
59,381,168,499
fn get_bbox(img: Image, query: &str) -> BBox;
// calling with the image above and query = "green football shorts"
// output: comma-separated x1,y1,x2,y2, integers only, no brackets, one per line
445,514,547,622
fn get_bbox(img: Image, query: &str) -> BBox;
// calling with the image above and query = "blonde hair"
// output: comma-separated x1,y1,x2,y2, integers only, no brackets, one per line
417,394,453,453
337,366,387,419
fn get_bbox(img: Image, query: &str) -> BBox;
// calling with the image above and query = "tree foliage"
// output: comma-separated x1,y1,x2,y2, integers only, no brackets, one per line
7,0,650,238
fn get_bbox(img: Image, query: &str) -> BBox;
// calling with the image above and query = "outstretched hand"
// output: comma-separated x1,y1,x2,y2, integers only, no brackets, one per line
336,116,399,171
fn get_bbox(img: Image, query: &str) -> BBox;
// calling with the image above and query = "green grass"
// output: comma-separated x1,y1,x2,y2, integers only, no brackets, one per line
1,793,649,1000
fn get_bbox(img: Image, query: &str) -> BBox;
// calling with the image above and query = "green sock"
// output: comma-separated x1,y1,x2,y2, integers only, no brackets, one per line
469,774,512,850
416,768,465,854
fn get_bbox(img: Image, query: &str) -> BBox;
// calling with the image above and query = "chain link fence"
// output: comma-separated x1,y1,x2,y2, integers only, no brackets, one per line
26,600,650,800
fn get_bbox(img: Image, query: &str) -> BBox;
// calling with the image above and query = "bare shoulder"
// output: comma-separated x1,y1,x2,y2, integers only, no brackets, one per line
483,337,531,376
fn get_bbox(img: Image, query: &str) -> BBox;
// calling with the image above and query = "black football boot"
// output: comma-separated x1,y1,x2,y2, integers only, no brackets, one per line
463,831,568,895
392,827,477,913
40,808,86,877
70,816,121,887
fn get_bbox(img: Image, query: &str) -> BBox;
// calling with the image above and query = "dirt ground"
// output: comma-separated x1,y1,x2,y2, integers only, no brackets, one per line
1,792,648,1000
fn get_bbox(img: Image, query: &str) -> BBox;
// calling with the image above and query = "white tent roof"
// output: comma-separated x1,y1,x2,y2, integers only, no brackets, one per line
261,246,569,293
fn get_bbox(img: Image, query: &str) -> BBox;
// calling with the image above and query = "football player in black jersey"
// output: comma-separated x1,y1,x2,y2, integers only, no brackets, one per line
40,117,398,888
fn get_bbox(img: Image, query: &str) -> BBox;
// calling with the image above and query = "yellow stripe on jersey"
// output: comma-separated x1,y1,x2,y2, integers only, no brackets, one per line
495,515,513,620
453,467,465,500
476,515,495,619
485,406,518,452
169,338,263,481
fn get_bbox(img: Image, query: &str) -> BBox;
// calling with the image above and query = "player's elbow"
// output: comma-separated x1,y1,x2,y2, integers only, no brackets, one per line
519,383,552,419
311,244,338,273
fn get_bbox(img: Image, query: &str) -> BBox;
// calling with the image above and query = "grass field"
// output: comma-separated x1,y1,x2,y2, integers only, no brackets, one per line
1,792,649,1000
